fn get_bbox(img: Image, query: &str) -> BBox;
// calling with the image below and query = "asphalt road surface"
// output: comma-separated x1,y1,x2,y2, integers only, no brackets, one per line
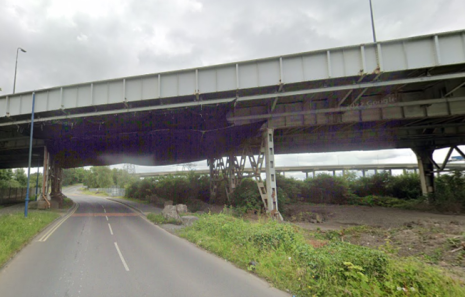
0,186,288,297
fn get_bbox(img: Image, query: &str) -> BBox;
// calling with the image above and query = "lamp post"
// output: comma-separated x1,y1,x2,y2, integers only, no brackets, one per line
13,47,27,94
369,0,377,42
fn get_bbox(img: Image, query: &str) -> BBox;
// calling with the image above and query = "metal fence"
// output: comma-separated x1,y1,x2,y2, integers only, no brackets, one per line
87,187,125,197
0,187,41,205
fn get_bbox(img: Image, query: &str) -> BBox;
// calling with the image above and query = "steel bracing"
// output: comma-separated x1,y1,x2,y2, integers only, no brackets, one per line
208,129,283,219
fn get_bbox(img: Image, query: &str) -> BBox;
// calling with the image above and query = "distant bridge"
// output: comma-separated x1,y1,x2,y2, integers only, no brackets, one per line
135,163,465,178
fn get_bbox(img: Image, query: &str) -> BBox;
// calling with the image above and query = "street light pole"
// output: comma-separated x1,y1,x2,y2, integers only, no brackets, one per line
13,47,27,94
25,92,36,218
369,0,377,42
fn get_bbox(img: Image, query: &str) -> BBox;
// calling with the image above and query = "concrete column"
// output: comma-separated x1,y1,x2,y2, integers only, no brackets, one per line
312,171,316,178
305,172,308,179
332,170,336,176
362,169,366,177
413,147,435,197
388,169,392,176
50,157,64,208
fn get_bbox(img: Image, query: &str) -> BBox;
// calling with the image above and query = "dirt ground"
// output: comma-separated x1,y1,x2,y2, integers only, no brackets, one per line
181,199,465,278
283,202,465,279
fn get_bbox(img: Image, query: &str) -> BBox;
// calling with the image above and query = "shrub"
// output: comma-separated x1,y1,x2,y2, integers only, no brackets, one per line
231,178,262,213
350,172,392,197
276,174,304,202
435,171,465,212
302,174,350,204
387,173,421,199
350,172,421,200
348,195,420,208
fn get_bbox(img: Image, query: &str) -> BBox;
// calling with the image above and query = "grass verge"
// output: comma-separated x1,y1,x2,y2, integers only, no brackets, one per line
62,196,74,209
80,189,108,197
0,211,61,267
178,214,465,297
147,213,182,225
119,196,149,204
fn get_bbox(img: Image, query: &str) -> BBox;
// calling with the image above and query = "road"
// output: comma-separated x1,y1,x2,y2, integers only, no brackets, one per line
0,186,288,297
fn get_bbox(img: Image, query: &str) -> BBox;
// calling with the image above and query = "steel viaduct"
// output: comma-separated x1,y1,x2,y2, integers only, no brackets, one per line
1,30,465,218
133,163,465,179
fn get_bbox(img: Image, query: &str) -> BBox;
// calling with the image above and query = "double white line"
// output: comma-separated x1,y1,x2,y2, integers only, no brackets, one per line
38,203,79,242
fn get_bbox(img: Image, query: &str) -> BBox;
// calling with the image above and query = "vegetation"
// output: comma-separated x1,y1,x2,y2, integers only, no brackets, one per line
147,213,182,225
126,172,210,205
0,168,42,189
434,171,465,212
124,169,465,214
62,166,137,189
179,214,465,296
0,211,60,267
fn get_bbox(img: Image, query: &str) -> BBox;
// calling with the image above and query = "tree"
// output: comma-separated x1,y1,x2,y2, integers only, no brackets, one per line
0,169,13,181
13,168,28,187
84,166,114,188
0,169,19,188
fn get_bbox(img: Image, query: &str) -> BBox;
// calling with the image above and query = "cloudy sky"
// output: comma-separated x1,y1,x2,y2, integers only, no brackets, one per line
2,0,465,177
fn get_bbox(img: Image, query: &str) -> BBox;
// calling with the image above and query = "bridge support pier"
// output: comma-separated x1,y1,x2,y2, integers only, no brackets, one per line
208,129,283,220
412,147,435,198
49,156,64,208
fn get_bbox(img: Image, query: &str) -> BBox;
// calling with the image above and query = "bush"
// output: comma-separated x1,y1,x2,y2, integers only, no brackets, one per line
351,172,392,197
350,172,422,200
387,173,421,199
231,179,291,214
276,174,304,202
155,176,192,204
348,195,421,208
302,174,350,204
231,178,262,213
435,171,465,212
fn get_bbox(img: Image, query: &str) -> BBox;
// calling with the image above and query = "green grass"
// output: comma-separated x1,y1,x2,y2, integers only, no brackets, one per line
0,211,60,267
147,213,182,225
178,214,465,297
119,196,149,204
80,189,108,197
61,197,74,209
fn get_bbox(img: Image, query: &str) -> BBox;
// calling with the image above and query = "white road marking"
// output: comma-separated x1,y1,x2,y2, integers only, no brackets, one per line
104,208,106,213
106,216,109,221
114,242,130,271
39,203,79,242
108,223,114,235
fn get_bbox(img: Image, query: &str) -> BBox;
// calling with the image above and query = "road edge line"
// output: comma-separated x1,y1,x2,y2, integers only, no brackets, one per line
38,203,79,242
104,198,145,215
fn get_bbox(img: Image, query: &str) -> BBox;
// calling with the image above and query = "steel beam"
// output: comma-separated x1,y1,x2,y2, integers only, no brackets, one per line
3,71,465,128
229,96,465,123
